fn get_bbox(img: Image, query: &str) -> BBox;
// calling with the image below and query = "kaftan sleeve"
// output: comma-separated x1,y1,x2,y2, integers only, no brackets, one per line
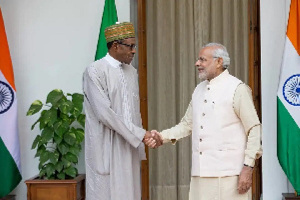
233,83,263,167
83,66,145,148
160,101,193,144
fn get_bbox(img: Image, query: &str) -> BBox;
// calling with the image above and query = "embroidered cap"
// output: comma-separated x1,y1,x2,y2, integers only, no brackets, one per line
105,22,136,43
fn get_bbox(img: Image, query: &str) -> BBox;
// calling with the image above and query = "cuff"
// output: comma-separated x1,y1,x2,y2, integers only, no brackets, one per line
161,131,177,145
131,126,146,148
244,156,256,167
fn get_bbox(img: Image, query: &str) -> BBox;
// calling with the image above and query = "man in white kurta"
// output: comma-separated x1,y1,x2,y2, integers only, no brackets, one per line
150,43,262,200
83,22,157,200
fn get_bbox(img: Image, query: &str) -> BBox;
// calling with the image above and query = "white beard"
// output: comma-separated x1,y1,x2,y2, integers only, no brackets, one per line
198,71,207,80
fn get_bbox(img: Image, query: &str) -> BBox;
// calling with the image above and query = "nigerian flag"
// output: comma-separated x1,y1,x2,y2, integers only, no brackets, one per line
95,0,118,60
277,0,300,195
0,8,22,197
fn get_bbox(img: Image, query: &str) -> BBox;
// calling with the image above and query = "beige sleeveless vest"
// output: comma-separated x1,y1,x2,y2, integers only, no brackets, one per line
191,70,246,177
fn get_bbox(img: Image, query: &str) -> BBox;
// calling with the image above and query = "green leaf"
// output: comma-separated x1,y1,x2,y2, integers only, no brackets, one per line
31,135,41,149
54,121,69,138
77,114,85,128
31,118,40,130
62,157,71,168
49,151,59,165
58,142,69,155
45,163,55,177
55,161,64,172
72,93,84,112
60,113,69,121
75,128,84,143
53,134,63,144
48,175,55,180
74,144,82,151
35,145,46,158
38,162,44,170
40,151,50,165
69,146,80,156
42,108,57,126
57,172,65,180
59,100,74,114
39,168,46,178
64,166,77,178
64,131,76,145
40,127,54,144
46,89,64,106
39,110,48,129
65,152,78,163
26,100,43,116
71,107,81,118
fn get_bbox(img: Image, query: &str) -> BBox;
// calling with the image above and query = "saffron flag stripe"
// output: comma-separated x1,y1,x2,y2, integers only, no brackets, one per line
0,9,15,91
286,0,300,55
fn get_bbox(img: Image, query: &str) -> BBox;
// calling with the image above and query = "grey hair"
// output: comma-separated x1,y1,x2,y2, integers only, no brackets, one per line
203,43,230,69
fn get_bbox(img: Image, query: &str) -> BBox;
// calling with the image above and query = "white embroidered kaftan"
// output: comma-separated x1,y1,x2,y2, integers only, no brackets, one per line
83,54,146,200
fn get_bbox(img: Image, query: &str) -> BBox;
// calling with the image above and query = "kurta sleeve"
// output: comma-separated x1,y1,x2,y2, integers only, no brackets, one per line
233,83,263,167
83,66,145,148
160,101,193,144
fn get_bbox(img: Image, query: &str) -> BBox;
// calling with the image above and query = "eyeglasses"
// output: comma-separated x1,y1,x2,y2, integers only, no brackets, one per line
196,56,219,63
117,42,137,50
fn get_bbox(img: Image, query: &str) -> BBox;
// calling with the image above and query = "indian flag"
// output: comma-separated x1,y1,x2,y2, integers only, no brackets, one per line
0,8,22,197
277,0,300,195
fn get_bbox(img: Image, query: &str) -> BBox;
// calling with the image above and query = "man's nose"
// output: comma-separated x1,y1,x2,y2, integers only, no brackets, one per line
131,48,136,54
195,60,200,67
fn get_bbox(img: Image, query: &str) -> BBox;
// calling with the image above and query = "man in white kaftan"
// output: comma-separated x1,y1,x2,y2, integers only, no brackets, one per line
83,22,160,200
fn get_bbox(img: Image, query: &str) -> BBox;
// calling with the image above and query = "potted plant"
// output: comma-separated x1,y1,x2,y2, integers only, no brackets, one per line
25,89,86,200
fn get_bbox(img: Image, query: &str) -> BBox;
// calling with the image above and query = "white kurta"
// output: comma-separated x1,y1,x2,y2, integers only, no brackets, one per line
83,54,146,200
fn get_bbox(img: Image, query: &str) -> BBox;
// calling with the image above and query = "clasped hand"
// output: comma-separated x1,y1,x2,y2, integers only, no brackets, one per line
143,130,163,148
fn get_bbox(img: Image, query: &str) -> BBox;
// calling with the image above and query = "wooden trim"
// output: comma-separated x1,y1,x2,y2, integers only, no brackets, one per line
248,0,262,200
248,0,261,118
137,0,149,199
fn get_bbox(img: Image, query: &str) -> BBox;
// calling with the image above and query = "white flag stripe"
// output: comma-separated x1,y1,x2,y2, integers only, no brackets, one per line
0,70,21,171
277,37,300,127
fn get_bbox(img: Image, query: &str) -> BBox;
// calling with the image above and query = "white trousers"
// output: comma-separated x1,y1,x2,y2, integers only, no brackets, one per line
189,176,251,200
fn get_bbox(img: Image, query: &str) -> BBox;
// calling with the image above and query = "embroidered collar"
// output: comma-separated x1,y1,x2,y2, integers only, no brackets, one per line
104,53,122,68
208,69,229,85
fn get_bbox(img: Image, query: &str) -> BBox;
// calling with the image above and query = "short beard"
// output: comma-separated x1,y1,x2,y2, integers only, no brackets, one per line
198,72,207,80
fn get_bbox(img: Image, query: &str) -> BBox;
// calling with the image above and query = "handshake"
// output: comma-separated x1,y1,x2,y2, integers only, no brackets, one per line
143,130,163,149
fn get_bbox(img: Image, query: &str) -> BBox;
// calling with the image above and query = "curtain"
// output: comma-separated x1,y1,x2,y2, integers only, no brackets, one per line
147,0,249,199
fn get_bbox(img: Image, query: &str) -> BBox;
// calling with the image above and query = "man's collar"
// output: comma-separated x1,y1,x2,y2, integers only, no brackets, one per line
104,53,122,68
208,69,229,84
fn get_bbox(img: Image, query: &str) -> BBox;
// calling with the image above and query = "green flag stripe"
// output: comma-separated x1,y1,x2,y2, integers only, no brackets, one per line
277,97,300,194
95,0,118,60
0,137,22,198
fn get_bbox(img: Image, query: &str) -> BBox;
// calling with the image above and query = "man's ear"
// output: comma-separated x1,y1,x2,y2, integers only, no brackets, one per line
112,42,118,51
217,57,224,68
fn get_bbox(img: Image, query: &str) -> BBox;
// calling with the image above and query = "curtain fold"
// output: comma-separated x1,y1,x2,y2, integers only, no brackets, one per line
147,1,249,199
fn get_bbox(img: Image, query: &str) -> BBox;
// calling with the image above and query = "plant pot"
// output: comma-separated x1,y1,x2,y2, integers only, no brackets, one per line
0,195,15,200
25,174,85,200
